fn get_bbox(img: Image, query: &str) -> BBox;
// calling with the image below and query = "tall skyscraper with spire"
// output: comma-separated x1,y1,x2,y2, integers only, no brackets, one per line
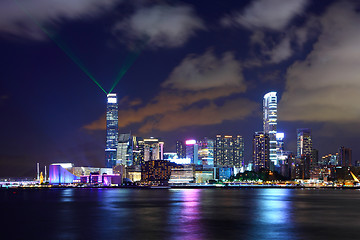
105,93,118,168
263,92,277,166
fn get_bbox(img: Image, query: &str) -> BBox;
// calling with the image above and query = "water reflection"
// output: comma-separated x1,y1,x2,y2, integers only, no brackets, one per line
248,189,298,240
172,189,204,240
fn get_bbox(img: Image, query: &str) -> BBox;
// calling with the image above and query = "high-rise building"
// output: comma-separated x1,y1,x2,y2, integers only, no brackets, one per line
186,139,198,164
311,149,319,166
253,132,270,171
105,93,118,168
214,135,244,168
143,138,164,162
117,133,133,166
176,140,186,159
263,92,277,165
339,146,352,167
197,138,214,166
296,128,312,158
132,137,144,166
276,132,285,161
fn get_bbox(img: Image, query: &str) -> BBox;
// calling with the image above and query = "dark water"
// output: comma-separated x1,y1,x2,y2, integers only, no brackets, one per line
1,188,360,240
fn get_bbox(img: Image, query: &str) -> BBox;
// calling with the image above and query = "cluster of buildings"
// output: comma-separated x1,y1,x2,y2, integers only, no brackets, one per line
252,92,354,181
48,91,355,185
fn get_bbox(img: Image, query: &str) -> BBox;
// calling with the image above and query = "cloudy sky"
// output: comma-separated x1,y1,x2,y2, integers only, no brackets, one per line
1,0,359,177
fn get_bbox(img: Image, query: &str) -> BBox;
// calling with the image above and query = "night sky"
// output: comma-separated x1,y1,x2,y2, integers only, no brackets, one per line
1,0,359,177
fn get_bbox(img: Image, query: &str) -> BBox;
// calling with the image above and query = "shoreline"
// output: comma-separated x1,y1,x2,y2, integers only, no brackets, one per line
2,185,360,190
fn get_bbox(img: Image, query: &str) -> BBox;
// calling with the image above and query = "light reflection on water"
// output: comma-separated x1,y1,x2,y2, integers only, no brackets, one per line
2,188,360,240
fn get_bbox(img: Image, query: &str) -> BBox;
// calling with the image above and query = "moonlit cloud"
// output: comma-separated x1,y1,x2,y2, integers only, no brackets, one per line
279,1,360,123
0,0,120,40
113,4,205,48
222,0,308,31
162,50,246,90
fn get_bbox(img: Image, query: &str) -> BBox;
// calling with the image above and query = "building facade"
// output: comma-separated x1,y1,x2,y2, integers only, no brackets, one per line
339,146,352,167
253,132,270,171
186,140,198,164
214,135,244,168
296,128,312,158
263,92,277,165
176,140,186,159
105,93,118,168
197,138,214,166
117,133,133,166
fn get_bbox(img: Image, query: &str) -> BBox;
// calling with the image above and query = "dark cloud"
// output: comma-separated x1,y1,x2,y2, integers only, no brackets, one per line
279,1,360,123
113,4,205,49
0,0,121,40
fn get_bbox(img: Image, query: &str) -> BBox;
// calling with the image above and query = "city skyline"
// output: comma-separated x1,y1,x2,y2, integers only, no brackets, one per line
1,0,360,177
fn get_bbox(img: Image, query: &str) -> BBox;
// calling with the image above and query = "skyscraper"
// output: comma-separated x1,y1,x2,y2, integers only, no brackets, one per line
214,135,244,168
197,138,214,166
253,132,270,171
176,140,186,159
105,93,118,168
117,133,133,166
263,92,277,165
186,139,198,164
143,138,164,162
296,128,312,158
339,146,352,167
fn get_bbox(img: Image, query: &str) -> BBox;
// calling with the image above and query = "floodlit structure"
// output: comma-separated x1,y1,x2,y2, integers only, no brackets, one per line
263,92,277,165
105,93,118,168
49,163,78,184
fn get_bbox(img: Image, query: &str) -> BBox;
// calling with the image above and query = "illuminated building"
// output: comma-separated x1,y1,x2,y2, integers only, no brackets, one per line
169,164,195,184
312,149,319,166
339,146,352,167
214,135,244,168
105,93,118,168
49,163,78,184
117,133,134,166
218,167,234,181
176,140,186,159
253,132,270,171
141,160,173,184
164,152,178,160
143,138,164,161
296,128,312,158
195,170,215,183
133,137,164,166
263,92,277,165
197,138,214,166
186,139,198,164
133,137,144,166
276,132,286,161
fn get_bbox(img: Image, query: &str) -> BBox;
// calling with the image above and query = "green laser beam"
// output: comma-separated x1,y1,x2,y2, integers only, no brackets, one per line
13,0,108,95
108,38,148,94
108,48,142,94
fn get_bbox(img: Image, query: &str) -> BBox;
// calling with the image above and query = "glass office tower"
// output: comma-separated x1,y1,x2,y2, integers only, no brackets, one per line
105,93,118,168
263,92,277,166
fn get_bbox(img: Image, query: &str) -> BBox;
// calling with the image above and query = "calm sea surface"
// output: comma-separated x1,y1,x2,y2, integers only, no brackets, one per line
1,188,360,240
